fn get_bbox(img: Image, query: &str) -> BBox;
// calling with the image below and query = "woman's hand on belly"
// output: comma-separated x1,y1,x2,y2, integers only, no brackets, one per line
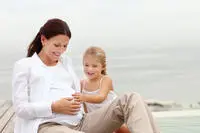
51,97,81,115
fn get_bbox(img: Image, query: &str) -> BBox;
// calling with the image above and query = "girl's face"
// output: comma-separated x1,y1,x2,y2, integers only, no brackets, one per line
83,55,104,80
41,34,69,63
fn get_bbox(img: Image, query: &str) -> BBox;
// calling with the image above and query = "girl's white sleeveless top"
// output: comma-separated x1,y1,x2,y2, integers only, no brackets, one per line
82,77,117,113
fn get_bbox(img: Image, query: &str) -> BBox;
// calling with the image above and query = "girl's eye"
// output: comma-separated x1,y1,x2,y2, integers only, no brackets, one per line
84,64,89,67
63,45,67,48
92,65,97,68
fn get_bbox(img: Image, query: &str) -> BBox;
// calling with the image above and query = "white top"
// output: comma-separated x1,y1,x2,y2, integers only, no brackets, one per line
82,77,117,112
12,53,82,133
41,62,82,125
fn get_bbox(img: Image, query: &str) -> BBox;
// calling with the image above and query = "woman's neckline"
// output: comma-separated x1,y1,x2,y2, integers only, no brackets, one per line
45,61,61,68
37,53,61,67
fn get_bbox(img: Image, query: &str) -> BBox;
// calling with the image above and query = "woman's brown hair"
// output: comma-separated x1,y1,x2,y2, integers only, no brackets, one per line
27,18,71,57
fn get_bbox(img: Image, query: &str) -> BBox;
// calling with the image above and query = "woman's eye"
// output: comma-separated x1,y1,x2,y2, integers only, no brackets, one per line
54,44,59,47
63,45,67,48
93,65,97,68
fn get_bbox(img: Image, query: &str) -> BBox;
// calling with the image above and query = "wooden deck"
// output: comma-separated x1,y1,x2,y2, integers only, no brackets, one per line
0,100,15,133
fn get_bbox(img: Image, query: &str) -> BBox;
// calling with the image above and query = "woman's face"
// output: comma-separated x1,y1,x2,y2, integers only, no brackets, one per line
41,34,70,62
83,55,104,80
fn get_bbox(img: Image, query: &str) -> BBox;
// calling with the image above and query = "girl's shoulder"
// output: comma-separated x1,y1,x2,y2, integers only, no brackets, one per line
100,75,113,84
99,75,113,90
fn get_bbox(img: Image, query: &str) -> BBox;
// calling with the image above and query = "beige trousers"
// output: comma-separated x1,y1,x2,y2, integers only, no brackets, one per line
38,92,160,133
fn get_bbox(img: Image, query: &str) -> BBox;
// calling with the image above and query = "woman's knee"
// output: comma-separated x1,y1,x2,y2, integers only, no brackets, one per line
122,92,142,101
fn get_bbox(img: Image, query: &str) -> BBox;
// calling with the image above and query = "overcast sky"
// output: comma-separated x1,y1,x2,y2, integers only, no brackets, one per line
0,0,200,103
1,0,200,49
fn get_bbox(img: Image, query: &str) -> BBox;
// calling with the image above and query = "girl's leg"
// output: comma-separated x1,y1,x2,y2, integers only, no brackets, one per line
79,92,160,133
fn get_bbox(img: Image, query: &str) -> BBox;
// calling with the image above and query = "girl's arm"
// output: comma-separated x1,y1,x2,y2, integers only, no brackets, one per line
80,80,88,113
74,76,113,103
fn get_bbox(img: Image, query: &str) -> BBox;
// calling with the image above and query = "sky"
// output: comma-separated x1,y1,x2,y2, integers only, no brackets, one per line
1,0,200,49
0,0,200,103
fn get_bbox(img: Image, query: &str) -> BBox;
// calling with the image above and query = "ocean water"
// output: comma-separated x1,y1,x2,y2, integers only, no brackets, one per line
0,46,200,133
154,110,200,133
158,116,200,133
1,45,200,103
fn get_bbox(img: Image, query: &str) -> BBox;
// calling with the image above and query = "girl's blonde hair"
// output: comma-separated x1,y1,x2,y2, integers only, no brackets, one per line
83,46,107,75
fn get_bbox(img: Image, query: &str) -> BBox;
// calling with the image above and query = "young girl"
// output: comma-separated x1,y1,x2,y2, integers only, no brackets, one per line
73,46,130,133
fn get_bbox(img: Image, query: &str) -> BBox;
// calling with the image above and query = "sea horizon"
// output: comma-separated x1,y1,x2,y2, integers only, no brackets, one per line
0,45,200,105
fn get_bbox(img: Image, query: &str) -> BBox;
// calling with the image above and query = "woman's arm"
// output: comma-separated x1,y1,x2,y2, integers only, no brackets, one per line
73,76,113,103
12,60,53,120
13,60,81,119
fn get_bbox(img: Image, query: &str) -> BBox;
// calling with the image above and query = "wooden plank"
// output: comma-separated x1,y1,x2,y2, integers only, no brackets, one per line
0,100,6,107
2,114,15,133
0,101,12,119
0,106,15,132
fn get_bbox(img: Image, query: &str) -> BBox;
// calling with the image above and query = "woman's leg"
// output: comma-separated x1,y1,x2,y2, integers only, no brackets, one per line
38,122,83,133
80,92,160,133
144,103,160,133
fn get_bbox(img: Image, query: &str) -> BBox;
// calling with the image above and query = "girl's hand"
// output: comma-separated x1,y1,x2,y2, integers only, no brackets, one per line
51,97,81,115
72,92,83,102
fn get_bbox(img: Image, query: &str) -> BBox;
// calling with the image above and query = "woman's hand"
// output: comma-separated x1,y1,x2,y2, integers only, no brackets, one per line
51,97,81,115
